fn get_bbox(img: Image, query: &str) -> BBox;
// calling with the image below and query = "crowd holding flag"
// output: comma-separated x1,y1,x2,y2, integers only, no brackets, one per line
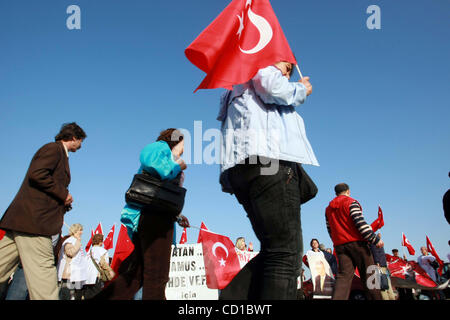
49,206,448,295
185,0,297,91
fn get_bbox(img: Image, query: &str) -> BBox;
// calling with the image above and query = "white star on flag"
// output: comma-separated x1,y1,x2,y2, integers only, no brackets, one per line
219,258,226,267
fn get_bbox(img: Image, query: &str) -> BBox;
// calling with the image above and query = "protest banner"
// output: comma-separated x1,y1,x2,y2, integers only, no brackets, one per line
165,243,218,300
306,252,335,299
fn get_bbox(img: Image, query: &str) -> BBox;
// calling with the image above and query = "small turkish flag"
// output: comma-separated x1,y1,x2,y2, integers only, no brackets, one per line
402,233,415,256
179,228,188,244
0,229,5,241
103,224,115,250
199,228,241,289
197,222,208,243
426,235,444,275
185,0,296,91
370,206,384,233
85,223,103,252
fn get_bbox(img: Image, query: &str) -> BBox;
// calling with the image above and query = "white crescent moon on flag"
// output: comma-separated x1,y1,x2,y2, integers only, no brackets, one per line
239,8,273,54
212,242,229,258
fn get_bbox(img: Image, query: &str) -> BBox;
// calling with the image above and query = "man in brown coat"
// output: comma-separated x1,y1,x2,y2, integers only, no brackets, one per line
0,122,86,300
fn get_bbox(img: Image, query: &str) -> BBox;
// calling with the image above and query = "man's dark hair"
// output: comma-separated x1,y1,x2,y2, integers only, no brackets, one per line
55,122,87,142
157,128,184,150
392,249,399,253
334,183,350,196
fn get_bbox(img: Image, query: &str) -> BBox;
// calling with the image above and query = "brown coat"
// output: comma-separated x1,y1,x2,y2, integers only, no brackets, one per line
0,141,71,236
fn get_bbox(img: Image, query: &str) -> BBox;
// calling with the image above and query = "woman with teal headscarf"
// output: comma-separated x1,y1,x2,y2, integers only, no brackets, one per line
93,128,189,300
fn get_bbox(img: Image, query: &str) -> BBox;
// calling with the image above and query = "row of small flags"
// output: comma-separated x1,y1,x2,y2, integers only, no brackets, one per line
1,205,445,285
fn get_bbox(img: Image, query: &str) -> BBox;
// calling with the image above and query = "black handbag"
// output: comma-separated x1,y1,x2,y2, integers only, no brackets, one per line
125,171,186,216
296,164,318,204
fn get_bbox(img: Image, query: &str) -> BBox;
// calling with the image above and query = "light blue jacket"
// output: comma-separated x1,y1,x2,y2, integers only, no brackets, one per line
120,141,181,238
218,65,319,192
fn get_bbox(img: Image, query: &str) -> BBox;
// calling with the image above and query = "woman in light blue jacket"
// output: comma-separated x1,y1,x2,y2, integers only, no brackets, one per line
93,128,189,300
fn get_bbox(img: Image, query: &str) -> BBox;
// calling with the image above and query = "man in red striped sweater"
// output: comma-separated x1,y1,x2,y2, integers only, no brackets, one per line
325,183,383,300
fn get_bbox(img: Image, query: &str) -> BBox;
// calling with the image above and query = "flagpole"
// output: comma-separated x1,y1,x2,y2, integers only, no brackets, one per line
190,225,221,235
401,233,407,261
295,64,304,80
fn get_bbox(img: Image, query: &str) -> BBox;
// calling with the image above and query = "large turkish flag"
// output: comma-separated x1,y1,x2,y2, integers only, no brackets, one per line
185,0,296,91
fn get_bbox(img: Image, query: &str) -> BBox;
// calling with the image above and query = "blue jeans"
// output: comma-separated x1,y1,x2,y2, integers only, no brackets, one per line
220,159,302,300
6,266,28,300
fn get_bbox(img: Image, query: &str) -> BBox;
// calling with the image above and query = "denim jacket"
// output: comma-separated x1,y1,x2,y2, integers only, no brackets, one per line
218,65,319,192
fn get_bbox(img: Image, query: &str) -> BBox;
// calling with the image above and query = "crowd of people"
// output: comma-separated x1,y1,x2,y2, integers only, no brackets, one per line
0,222,114,300
0,58,447,301
299,235,449,300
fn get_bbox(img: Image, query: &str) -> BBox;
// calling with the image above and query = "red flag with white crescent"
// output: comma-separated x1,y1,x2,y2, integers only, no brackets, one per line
185,0,296,91
110,224,134,277
103,224,115,250
370,206,384,233
402,233,415,256
199,228,241,289
426,235,444,275
85,223,103,252
197,222,208,243
387,255,437,288
179,228,188,244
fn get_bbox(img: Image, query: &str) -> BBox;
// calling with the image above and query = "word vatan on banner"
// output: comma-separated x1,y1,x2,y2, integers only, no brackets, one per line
165,243,218,300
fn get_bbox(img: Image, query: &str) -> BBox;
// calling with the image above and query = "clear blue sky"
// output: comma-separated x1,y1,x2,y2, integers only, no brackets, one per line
1,0,449,262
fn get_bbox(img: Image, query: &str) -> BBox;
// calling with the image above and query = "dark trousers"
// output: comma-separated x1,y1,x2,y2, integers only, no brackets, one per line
83,278,103,300
92,208,174,300
220,160,302,300
332,241,382,300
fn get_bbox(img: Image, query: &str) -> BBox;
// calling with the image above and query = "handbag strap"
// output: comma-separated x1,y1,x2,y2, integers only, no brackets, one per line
90,253,107,274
